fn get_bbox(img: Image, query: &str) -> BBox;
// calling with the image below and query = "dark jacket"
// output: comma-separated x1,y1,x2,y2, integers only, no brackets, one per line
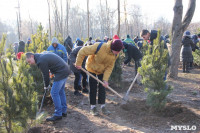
69,46,86,73
64,36,73,54
191,35,200,51
18,41,25,53
123,42,143,64
180,36,194,62
34,52,70,87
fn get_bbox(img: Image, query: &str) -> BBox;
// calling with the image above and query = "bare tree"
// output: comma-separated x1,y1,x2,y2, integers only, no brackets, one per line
87,0,90,38
15,0,22,40
47,0,52,39
124,0,128,35
117,0,120,36
169,0,196,78
28,12,34,34
65,0,71,37
153,17,171,35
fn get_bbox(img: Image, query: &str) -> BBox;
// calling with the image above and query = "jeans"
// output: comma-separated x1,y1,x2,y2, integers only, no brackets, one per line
51,77,67,116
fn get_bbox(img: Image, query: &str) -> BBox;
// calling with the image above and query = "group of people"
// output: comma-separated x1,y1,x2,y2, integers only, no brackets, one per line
23,29,199,122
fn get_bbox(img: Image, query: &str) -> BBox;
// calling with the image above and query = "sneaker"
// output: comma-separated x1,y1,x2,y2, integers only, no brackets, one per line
46,116,62,121
101,107,111,115
90,107,99,116
82,88,89,93
78,86,83,91
74,91,82,96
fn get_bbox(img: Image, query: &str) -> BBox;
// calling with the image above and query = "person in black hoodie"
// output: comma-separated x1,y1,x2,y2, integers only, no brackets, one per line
18,40,25,53
180,31,195,73
64,36,73,64
123,41,143,77
26,52,71,121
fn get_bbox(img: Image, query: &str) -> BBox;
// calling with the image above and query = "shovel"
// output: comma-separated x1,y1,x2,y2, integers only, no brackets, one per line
123,72,139,101
36,89,47,119
80,67,125,101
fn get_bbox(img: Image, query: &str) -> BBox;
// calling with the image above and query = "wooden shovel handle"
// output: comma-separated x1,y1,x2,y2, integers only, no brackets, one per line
80,67,123,99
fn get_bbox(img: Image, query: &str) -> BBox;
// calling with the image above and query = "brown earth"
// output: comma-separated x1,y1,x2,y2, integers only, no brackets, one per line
28,64,200,133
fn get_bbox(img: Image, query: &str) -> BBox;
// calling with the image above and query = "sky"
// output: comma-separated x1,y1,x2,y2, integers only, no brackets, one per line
0,0,199,26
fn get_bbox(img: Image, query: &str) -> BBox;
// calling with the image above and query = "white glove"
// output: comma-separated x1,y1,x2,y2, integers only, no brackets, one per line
44,85,51,90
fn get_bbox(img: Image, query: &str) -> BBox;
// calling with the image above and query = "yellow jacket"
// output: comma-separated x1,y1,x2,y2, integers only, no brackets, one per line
75,41,119,81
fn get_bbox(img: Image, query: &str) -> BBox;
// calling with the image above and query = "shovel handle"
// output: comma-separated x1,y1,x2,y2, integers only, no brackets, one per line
38,89,47,113
125,72,139,96
80,67,124,99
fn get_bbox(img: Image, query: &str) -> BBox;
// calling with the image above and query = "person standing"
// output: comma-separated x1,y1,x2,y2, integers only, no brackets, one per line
180,31,195,73
75,40,123,116
26,52,70,121
70,46,89,96
47,37,68,62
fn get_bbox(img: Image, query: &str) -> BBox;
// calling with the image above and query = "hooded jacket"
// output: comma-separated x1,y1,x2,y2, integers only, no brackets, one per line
75,41,119,81
69,46,87,73
47,37,68,62
123,42,142,64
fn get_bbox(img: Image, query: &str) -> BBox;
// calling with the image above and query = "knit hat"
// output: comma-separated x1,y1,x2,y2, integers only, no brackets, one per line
113,34,119,41
127,35,130,38
183,31,191,37
111,39,123,51
51,37,59,45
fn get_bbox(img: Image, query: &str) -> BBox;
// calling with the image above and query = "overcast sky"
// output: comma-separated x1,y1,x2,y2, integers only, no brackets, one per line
0,0,199,26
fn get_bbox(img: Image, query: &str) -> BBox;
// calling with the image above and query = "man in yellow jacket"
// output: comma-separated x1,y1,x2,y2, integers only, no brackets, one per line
75,39,123,116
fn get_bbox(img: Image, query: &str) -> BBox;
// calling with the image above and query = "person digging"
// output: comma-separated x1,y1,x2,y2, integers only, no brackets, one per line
75,39,123,116
26,52,71,121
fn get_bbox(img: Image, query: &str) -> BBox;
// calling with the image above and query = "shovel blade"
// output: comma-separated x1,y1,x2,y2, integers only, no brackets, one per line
36,111,45,120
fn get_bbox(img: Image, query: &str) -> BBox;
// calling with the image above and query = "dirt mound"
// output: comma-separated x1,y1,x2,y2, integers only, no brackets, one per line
27,127,42,133
119,99,200,130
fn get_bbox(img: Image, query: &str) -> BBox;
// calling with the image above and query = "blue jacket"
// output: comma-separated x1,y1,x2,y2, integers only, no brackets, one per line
47,43,68,62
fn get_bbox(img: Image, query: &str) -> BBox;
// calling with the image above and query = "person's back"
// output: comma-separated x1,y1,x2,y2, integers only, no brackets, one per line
125,35,135,46
123,42,142,63
180,31,193,72
64,36,73,54
18,41,25,53
34,52,70,82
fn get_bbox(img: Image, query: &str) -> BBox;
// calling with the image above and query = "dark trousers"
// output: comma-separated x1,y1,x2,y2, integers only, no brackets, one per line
74,71,87,91
183,61,189,72
89,73,105,105
135,60,141,76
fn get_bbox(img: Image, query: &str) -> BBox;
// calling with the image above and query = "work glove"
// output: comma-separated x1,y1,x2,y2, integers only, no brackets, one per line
44,85,51,91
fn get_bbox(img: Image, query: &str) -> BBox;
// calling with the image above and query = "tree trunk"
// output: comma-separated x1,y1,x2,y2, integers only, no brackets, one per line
87,0,90,38
47,0,51,39
169,0,196,78
124,0,128,35
117,0,120,36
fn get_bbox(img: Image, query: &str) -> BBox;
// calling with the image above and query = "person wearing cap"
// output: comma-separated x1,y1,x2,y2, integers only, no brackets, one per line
75,39,123,116
26,37,31,47
47,37,68,62
180,31,195,73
